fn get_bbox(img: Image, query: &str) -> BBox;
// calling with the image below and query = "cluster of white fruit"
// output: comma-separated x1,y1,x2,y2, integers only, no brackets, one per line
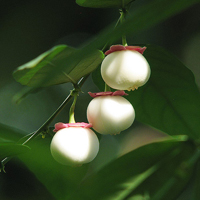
87,45,150,135
50,45,150,166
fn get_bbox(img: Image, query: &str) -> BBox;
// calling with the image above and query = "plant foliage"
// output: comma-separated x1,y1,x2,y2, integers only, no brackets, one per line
1,0,200,199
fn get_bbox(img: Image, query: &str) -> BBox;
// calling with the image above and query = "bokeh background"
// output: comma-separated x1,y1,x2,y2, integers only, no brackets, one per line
0,0,200,199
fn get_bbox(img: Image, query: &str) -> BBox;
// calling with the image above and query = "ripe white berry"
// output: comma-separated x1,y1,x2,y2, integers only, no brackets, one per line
87,96,135,135
101,50,150,91
50,127,99,166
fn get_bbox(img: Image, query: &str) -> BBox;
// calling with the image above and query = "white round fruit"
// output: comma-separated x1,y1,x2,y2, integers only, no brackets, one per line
87,96,135,135
50,127,99,165
101,50,150,91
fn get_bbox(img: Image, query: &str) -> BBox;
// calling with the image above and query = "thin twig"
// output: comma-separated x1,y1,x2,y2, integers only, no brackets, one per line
0,75,89,170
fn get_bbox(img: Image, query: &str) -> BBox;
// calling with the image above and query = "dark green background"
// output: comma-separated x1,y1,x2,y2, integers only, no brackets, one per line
0,0,200,199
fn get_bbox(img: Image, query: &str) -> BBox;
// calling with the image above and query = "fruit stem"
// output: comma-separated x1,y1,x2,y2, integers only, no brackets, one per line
120,8,128,46
69,86,79,123
101,12,123,52
104,83,111,92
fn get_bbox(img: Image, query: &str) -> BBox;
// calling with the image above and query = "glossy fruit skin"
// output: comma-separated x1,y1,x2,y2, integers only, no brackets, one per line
87,96,135,135
50,127,99,165
101,50,150,91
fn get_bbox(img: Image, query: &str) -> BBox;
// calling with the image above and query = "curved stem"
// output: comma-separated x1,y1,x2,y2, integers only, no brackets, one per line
102,8,129,91
104,83,111,92
69,87,79,123
0,75,89,170
101,11,124,52
22,76,88,145
22,94,73,145
120,8,128,46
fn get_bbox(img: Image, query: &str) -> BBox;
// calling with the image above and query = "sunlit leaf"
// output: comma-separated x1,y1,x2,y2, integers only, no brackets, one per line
68,138,196,200
76,0,134,8
13,45,104,87
124,147,200,200
18,136,192,200
13,0,200,89
50,0,200,90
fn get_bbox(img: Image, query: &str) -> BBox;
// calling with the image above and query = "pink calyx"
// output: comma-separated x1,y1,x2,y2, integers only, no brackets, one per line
105,45,147,55
88,90,128,98
54,122,93,132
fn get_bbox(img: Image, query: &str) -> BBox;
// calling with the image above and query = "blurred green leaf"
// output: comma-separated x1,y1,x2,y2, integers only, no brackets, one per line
192,160,200,200
18,137,89,200
0,123,27,141
12,86,41,104
92,65,105,91
0,143,30,159
76,0,134,8
93,44,200,139
124,147,200,200
13,45,104,87
127,44,200,140
85,0,200,48
19,136,192,200
69,138,197,200
13,0,200,88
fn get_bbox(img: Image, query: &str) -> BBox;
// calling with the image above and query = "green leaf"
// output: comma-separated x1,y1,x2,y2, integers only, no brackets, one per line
13,45,104,87
123,147,200,200
92,66,105,91
192,160,200,200
76,0,134,8
57,0,200,88
13,0,199,89
81,0,200,50
92,44,200,140
18,137,89,200
69,138,197,200
127,45,200,140
12,86,41,104
18,135,198,200
0,143,30,159
0,123,27,141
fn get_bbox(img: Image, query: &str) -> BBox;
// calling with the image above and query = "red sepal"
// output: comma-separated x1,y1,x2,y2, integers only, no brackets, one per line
105,45,146,55
88,90,128,98
54,122,93,132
